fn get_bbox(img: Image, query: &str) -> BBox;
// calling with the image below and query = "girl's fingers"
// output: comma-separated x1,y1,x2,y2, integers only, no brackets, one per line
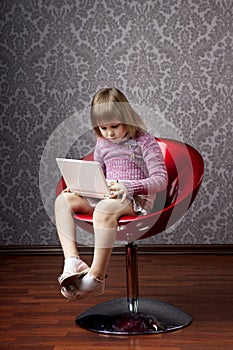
109,182,127,201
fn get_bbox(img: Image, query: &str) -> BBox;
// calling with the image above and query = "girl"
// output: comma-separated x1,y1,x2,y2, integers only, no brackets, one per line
55,87,168,300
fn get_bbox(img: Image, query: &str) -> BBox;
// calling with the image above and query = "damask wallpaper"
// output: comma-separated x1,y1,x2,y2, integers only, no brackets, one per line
0,0,232,247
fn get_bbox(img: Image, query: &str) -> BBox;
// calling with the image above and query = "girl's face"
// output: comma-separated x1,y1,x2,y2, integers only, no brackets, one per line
98,121,128,143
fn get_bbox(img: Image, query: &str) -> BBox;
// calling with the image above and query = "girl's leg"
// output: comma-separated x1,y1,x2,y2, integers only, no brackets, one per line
90,198,135,280
61,198,135,299
70,198,135,298
54,192,93,258
54,192,93,286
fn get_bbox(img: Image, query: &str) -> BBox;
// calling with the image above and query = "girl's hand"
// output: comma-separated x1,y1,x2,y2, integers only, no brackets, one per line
109,181,128,203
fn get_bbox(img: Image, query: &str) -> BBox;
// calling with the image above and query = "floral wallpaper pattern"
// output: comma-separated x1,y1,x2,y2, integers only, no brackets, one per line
0,0,232,246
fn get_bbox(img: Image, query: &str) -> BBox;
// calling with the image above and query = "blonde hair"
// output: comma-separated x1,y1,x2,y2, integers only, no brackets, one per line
91,87,147,138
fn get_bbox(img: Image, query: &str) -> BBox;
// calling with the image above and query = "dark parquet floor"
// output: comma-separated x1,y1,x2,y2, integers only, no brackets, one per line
0,254,233,350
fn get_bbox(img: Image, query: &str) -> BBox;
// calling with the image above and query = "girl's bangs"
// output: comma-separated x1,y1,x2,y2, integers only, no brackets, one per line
91,102,123,127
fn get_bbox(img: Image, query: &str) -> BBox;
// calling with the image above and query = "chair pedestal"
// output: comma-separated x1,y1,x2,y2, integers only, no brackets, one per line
76,243,192,335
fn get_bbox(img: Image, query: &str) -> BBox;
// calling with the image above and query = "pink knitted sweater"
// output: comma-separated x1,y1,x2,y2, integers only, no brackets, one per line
94,131,168,211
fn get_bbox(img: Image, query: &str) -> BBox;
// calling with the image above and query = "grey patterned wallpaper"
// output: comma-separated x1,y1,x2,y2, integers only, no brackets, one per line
0,0,232,247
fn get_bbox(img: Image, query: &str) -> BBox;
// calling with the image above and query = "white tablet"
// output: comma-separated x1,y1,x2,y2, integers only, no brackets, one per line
56,158,111,199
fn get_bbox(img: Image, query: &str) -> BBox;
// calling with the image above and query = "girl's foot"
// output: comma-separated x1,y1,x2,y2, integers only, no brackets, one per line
58,256,89,287
61,272,105,300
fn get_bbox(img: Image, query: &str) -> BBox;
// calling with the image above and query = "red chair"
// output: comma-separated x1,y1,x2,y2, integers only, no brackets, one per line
56,138,204,335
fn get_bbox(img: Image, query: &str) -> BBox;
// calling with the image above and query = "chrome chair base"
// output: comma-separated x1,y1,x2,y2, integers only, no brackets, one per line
76,297,192,335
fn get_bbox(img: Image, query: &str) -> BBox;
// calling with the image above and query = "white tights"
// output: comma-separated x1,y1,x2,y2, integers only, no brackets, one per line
55,192,135,280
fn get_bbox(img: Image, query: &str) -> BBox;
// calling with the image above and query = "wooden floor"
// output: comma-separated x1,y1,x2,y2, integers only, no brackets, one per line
0,253,233,350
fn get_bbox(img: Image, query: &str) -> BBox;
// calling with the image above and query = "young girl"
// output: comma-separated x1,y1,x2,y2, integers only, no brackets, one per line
55,87,168,300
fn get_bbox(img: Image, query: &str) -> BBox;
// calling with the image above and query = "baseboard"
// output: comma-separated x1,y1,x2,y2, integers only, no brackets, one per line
0,244,232,256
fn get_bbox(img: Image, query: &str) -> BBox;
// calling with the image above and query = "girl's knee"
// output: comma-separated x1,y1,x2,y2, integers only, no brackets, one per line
55,192,92,215
55,192,75,212
94,198,132,216
94,198,119,213
93,200,120,227
54,193,65,210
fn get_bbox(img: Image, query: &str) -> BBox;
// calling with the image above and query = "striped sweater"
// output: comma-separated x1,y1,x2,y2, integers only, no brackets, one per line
94,131,168,210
